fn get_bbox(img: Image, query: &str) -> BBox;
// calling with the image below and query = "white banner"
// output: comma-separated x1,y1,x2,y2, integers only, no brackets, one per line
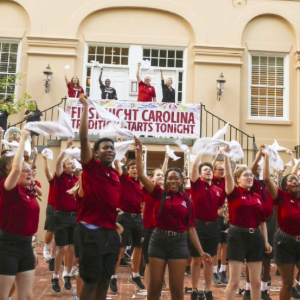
66,99,202,139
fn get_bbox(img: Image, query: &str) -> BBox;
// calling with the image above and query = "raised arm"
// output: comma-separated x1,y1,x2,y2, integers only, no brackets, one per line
79,94,93,164
4,130,31,191
251,146,263,177
135,138,154,193
291,159,300,175
224,153,235,195
114,160,123,176
99,68,103,85
191,153,201,182
55,139,72,177
42,154,53,181
33,181,43,197
136,62,141,83
160,70,164,80
263,150,278,199
161,153,169,174
211,150,222,167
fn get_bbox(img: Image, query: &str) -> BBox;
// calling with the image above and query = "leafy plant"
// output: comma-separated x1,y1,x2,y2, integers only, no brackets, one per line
0,73,35,114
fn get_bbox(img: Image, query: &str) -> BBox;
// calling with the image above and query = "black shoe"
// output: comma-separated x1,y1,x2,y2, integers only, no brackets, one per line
243,290,251,300
205,290,213,300
139,268,145,278
220,271,228,284
213,272,221,284
276,269,280,276
297,272,300,284
191,291,199,300
292,287,300,299
130,275,145,290
201,263,204,269
296,285,300,293
198,290,206,300
63,276,72,290
109,278,118,293
267,276,271,287
261,290,272,300
185,266,191,276
49,258,55,271
51,278,61,293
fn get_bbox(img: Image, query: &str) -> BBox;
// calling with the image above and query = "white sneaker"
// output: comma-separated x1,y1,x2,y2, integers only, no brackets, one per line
43,248,51,262
71,267,79,277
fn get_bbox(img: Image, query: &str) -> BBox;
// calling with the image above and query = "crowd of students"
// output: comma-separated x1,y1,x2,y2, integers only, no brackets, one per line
65,63,176,103
0,92,300,300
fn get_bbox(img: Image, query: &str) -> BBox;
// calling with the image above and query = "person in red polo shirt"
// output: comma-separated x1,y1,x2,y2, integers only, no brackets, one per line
223,151,272,300
65,75,85,98
135,138,210,300
263,148,300,300
51,143,79,293
109,160,145,292
77,94,121,300
0,129,39,300
136,63,156,102
190,154,226,300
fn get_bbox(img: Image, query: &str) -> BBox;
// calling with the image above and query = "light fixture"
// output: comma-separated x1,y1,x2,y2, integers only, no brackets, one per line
43,64,53,93
216,73,226,101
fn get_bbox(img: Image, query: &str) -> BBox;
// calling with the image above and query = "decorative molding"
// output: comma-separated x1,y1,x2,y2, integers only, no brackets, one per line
194,60,243,66
193,45,245,57
26,36,79,48
246,119,292,125
26,51,77,57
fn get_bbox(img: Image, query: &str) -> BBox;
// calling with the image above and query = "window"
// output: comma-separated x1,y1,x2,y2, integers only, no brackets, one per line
0,41,19,100
88,46,129,66
249,53,288,119
143,48,183,68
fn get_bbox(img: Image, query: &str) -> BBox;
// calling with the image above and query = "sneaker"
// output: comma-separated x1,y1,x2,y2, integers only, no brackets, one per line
220,271,228,284
213,272,221,284
109,278,118,293
63,276,72,290
198,290,206,300
139,268,145,279
276,269,280,276
205,291,213,300
185,266,191,277
49,258,55,271
296,285,300,293
43,249,51,262
292,287,300,299
130,275,145,290
243,290,251,300
51,278,61,293
296,272,300,284
267,276,271,287
261,290,272,300
191,291,199,300
71,267,79,277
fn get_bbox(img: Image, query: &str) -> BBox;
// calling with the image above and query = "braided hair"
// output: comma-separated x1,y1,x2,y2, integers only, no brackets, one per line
159,168,192,220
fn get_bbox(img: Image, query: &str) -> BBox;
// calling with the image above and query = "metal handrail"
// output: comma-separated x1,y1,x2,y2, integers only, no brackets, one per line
201,104,257,165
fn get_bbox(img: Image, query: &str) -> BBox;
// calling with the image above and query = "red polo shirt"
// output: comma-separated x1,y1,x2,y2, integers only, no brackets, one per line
0,182,40,236
119,173,143,214
227,186,266,228
212,176,226,193
142,187,157,229
137,81,156,102
275,189,300,236
151,185,195,232
54,172,79,212
77,158,121,229
67,83,84,98
191,178,225,222
252,179,274,219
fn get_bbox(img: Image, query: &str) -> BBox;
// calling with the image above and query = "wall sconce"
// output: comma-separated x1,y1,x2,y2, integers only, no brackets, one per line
216,73,226,101
43,64,53,93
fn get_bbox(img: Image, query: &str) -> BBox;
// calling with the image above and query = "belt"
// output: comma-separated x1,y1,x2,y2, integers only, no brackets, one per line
155,228,187,237
197,219,218,226
230,225,258,234
56,211,78,216
278,228,300,242
123,212,141,218
0,229,32,243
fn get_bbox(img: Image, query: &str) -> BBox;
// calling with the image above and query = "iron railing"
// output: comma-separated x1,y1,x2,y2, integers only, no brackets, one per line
201,104,257,165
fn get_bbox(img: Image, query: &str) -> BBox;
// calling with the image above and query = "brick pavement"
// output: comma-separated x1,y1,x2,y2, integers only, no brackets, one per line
24,243,282,300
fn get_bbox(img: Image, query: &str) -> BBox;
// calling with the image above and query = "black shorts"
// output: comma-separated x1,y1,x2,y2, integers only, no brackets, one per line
44,204,56,232
74,226,79,259
148,228,188,260
54,211,77,247
217,216,229,244
142,228,154,264
0,231,34,275
227,225,264,263
274,230,300,265
78,223,120,283
189,219,220,257
117,213,143,248
264,216,275,260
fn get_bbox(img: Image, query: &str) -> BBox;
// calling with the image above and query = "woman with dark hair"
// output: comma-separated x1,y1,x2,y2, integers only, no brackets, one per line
223,151,272,300
135,138,210,300
263,148,300,300
0,129,39,300
65,76,84,98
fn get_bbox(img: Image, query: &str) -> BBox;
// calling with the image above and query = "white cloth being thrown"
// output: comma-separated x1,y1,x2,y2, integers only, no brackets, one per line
165,145,181,161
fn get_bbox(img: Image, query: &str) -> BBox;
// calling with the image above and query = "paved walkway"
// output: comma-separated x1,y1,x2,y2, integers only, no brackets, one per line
25,243,282,300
